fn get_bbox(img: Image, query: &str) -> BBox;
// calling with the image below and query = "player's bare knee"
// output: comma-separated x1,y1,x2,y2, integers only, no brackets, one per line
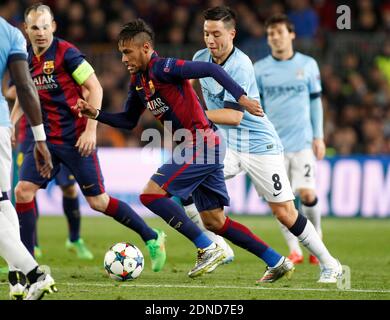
86,194,109,212
14,182,36,202
299,190,316,205
141,180,166,195
200,209,225,232
61,184,78,198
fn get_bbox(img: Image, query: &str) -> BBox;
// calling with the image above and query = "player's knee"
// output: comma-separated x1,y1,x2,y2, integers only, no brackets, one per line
86,194,109,212
201,211,225,232
14,182,35,202
300,192,317,206
61,184,78,198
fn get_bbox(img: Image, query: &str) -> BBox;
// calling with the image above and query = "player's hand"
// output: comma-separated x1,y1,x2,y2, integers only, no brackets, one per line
313,138,326,160
238,95,264,117
76,129,96,157
33,141,53,178
73,98,98,119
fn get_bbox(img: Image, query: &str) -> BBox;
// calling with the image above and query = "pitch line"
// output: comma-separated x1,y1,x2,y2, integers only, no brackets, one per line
57,282,390,294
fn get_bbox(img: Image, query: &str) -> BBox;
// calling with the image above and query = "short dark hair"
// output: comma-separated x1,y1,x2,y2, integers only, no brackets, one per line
24,2,54,21
265,14,295,33
203,6,236,29
118,19,155,46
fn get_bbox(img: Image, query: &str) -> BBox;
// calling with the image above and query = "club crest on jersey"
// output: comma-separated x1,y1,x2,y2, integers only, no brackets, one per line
296,69,305,80
43,60,55,74
148,80,155,95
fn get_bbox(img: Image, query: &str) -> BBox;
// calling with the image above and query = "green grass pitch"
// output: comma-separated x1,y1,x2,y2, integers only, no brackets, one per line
0,215,389,300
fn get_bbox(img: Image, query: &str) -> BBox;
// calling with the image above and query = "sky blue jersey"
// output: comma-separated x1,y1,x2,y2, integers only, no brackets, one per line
0,17,28,128
254,52,322,152
193,47,283,155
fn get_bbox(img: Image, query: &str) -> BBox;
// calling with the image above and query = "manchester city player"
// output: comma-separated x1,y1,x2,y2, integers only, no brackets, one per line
182,6,341,283
254,14,324,266
0,16,57,300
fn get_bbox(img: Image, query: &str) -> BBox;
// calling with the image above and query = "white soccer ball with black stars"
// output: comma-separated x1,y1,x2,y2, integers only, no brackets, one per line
104,242,144,281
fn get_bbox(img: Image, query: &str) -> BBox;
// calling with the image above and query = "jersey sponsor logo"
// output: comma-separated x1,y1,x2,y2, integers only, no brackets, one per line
33,74,58,90
43,60,55,75
146,97,169,117
263,85,305,98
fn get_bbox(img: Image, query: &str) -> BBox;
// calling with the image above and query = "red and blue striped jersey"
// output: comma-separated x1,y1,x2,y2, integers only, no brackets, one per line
28,37,88,145
125,52,220,146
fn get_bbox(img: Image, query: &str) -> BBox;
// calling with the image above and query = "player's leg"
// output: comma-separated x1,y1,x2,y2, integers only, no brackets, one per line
294,149,323,265
0,128,56,300
193,169,294,283
278,152,303,263
55,165,93,260
61,147,166,271
180,195,234,264
251,154,341,283
140,158,226,277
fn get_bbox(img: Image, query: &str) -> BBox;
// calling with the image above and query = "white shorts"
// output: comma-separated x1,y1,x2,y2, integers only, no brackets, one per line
223,148,295,203
284,149,316,192
0,126,12,192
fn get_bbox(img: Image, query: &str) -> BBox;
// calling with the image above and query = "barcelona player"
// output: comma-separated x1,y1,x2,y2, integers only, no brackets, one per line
13,4,166,275
8,85,93,260
75,19,295,281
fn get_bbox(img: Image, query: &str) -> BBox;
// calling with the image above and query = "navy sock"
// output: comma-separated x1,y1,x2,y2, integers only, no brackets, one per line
181,196,195,207
217,217,282,267
16,200,36,256
288,213,308,237
140,194,211,249
105,197,156,243
63,196,81,242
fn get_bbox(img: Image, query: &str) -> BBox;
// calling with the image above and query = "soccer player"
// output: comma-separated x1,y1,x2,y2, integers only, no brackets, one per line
74,19,294,282
8,86,93,260
254,14,325,265
182,6,341,283
13,4,166,273
0,16,57,300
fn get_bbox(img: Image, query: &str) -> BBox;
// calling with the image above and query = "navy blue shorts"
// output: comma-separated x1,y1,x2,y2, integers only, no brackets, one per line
19,143,105,196
151,143,230,212
17,142,76,187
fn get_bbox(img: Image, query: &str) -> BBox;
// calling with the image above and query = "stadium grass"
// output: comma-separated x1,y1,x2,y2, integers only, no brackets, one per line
0,215,389,300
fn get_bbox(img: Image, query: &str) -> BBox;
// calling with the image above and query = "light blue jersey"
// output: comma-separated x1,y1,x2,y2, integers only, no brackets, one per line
254,52,322,152
0,17,28,128
193,47,283,155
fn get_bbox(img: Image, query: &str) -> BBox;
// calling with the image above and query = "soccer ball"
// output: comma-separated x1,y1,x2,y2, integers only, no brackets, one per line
104,242,144,281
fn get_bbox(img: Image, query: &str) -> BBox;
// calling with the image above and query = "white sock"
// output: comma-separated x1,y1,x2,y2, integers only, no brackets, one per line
184,204,234,257
0,200,21,271
302,202,322,239
278,221,302,255
0,211,38,275
297,219,337,268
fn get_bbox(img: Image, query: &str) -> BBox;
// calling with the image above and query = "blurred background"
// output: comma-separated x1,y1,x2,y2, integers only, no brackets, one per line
1,0,390,217
2,0,390,156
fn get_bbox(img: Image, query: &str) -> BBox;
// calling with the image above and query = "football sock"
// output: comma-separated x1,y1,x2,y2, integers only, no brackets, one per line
289,213,337,268
63,195,81,242
16,200,36,256
183,200,233,255
104,197,156,243
26,265,45,284
301,197,323,238
33,198,39,247
0,211,37,275
140,194,212,249
217,217,282,267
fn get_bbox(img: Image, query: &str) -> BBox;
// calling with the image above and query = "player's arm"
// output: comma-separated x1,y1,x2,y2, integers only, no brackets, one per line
8,59,53,178
74,86,145,130
310,93,325,160
156,59,263,116
205,108,243,126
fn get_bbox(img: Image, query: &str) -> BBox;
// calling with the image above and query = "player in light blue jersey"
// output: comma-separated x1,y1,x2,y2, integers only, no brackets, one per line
0,17,57,299
182,6,342,283
254,14,324,266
